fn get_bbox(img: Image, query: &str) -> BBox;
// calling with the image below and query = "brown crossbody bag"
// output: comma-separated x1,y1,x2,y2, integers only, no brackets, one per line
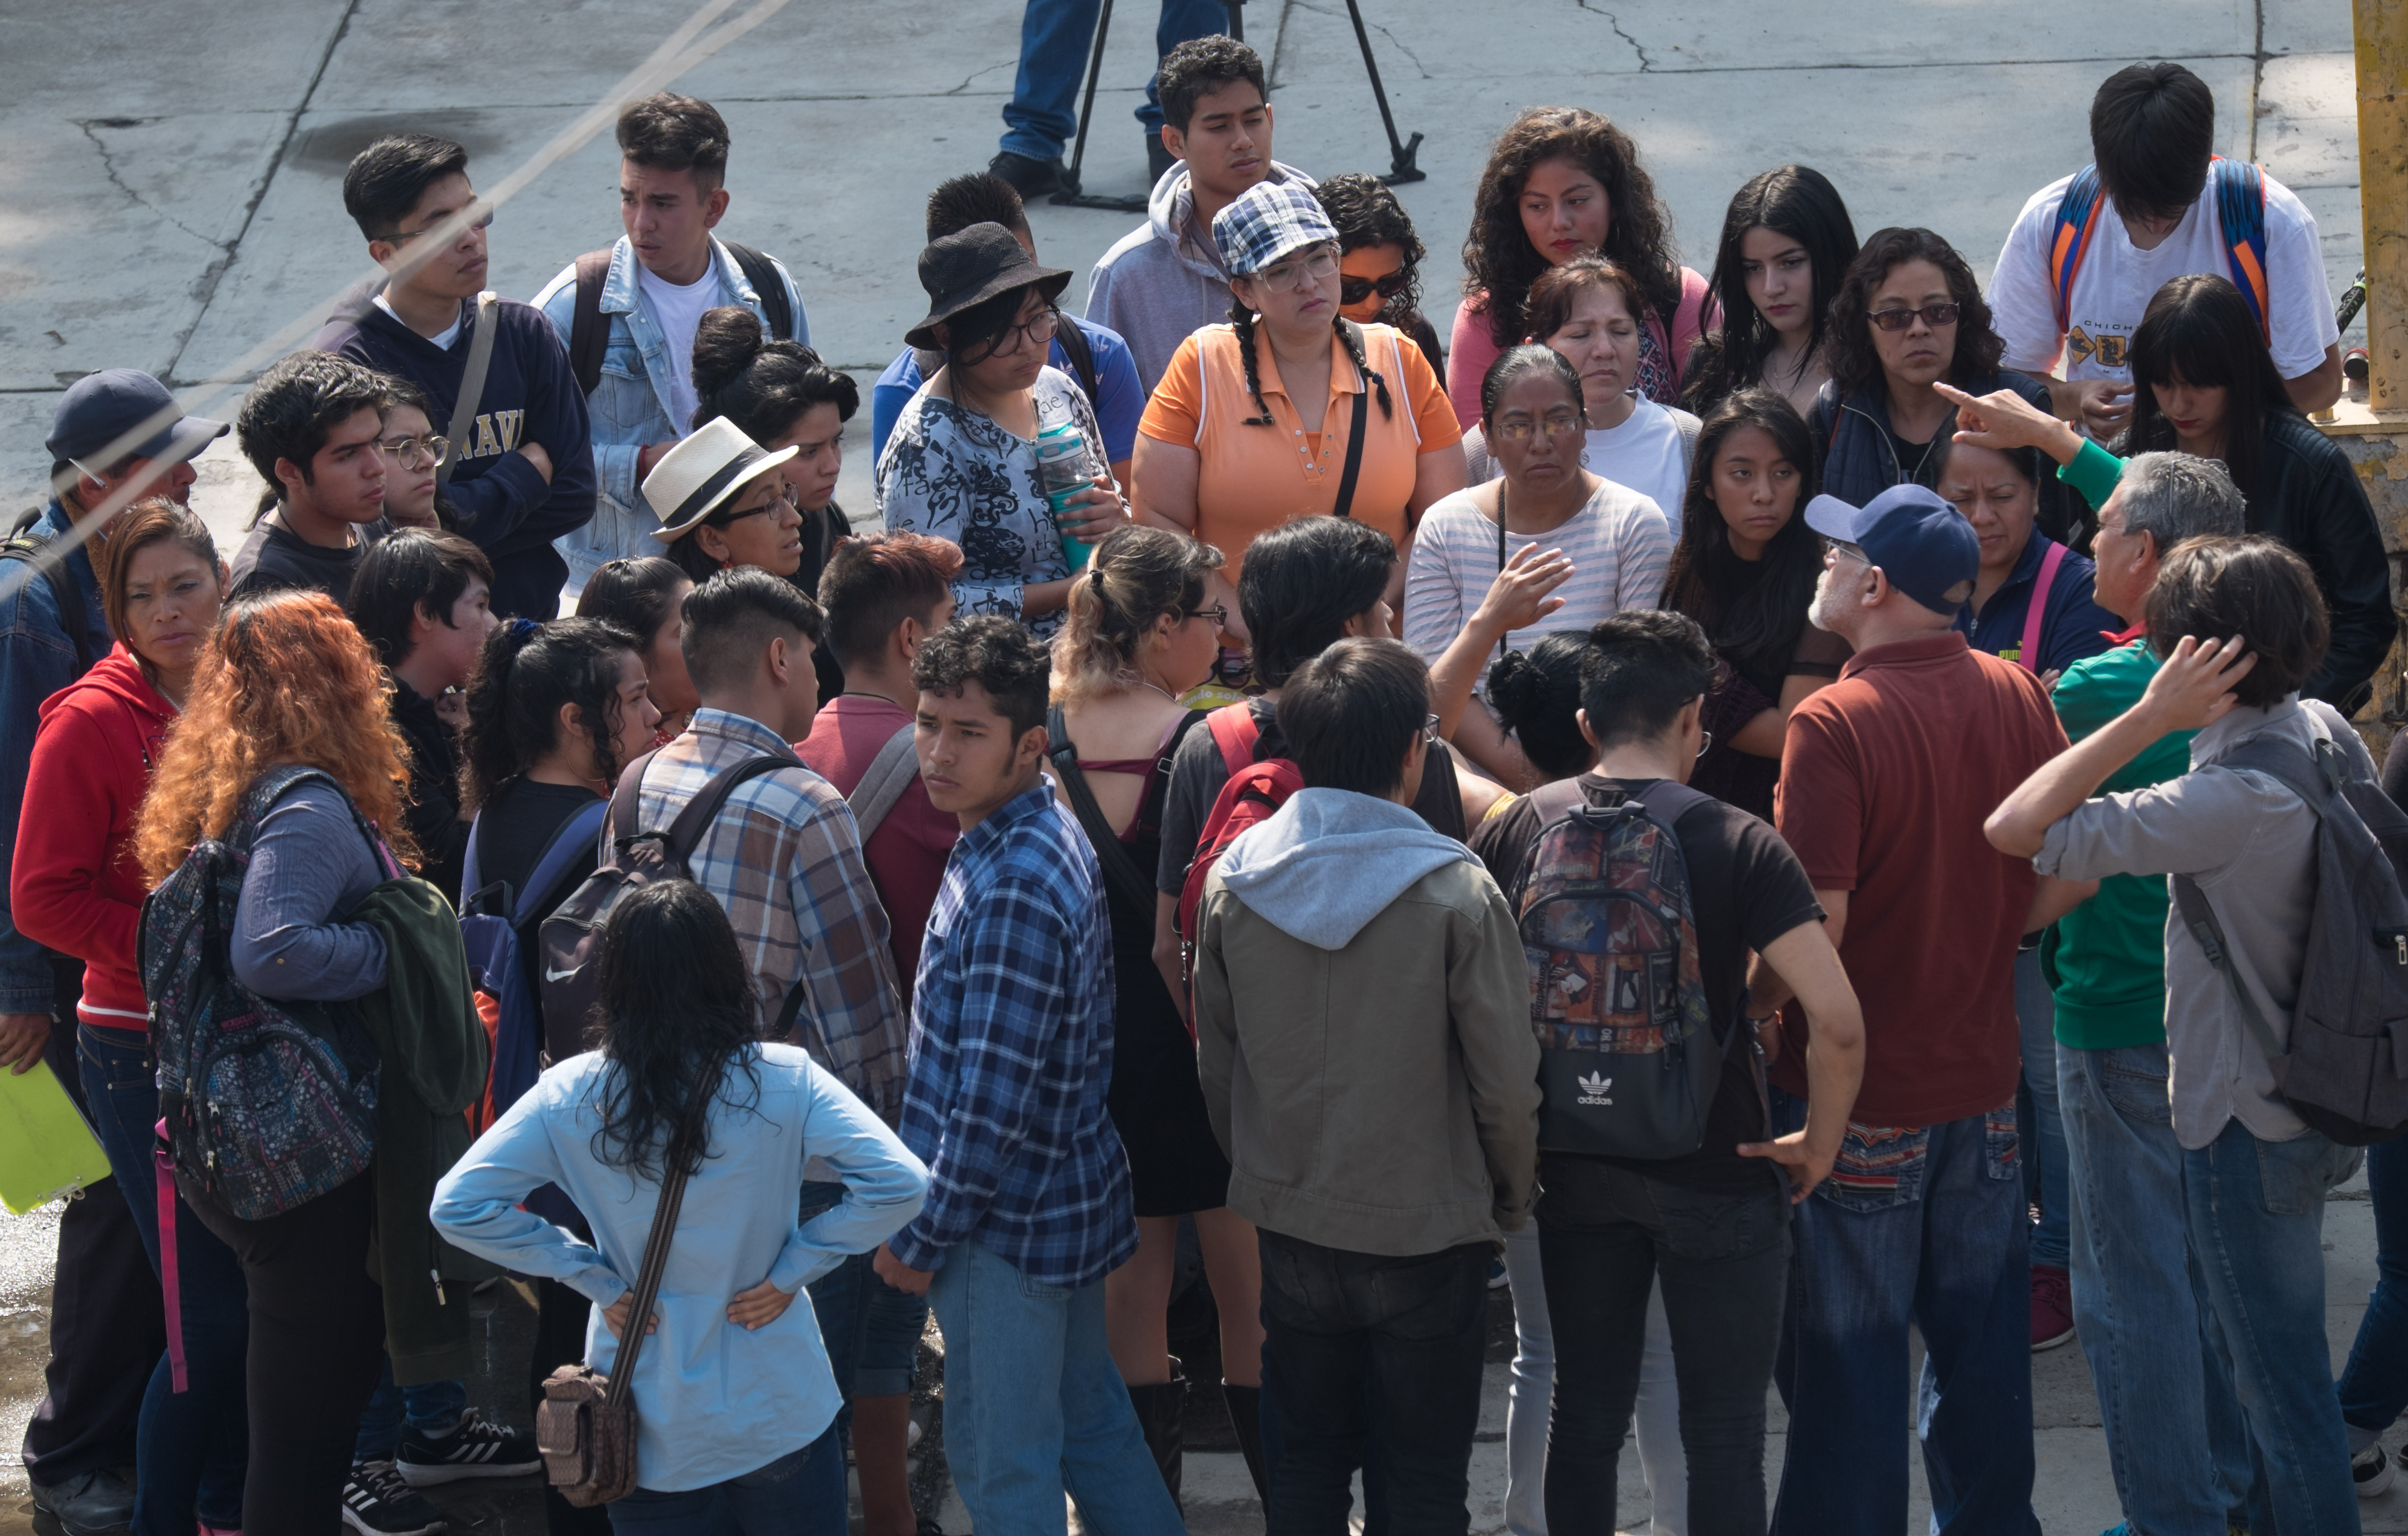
533,1141,694,1505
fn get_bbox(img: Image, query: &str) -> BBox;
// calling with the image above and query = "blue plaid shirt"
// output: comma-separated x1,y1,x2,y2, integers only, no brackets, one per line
889,780,1134,1286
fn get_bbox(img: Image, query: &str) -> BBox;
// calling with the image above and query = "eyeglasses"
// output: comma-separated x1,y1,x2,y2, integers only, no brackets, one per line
1253,247,1340,292
1696,729,1714,759
378,433,450,470
1823,538,1867,564
1490,412,1585,444
1338,269,1412,307
1182,602,1229,628
1423,712,1442,746
1867,301,1960,332
993,304,1062,356
381,202,495,245
712,486,794,525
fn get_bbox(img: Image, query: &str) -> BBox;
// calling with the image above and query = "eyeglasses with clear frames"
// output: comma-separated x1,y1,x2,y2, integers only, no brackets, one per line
1423,712,1442,746
1255,247,1341,292
1491,412,1585,444
379,433,450,470
382,202,495,245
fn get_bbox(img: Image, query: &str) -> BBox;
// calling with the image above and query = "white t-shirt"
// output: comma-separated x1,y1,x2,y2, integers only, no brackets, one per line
373,292,462,351
1989,167,2337,384
638,260,723,435
1401,479,1672,695
1461,395,1699,541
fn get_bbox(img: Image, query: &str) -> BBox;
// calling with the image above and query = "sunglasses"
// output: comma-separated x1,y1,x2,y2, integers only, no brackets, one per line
1338,269,1412,307
1867,302,1960,332
1182,602,1230,628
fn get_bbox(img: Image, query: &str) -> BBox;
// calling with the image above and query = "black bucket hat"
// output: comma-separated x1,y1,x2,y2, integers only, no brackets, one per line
904,222,1073,350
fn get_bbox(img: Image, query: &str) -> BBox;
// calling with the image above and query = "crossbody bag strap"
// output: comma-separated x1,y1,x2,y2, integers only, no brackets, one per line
599,1144,694,1408
1046,705,1161,916
2016,541,2069,674
605,750,660,846
438,292,502,487
1330,321,1372,520
2170,873,2290,1065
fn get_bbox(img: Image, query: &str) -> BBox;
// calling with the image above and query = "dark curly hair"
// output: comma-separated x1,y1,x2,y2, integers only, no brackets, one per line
234,350,394,516
1486,632,1597,782
1315,172,1427,325
1461,107,1680,351
457,616,643,813
691,306,859,445
1824,227,2004,398
1680,165,1860,415
911,614,1051,740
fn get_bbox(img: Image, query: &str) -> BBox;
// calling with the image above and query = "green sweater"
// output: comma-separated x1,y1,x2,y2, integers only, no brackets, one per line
2042,639,2198,1047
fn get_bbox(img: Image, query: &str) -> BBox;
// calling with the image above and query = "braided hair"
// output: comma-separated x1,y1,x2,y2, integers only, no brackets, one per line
1227,300,1396,429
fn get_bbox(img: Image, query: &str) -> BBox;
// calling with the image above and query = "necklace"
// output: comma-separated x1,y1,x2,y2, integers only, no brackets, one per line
1134,678,1180,704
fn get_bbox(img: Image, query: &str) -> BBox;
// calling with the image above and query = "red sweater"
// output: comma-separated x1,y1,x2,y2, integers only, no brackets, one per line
12,645,176,1031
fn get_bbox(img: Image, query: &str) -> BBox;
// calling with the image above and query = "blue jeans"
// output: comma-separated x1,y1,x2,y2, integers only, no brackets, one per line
1770,1095,2038,1536
2184,1117,2361,1532
1000,0,1228,160
78,1024,248,1534
926,1241,1184,1536
352,1358,467,1463
2057,1040,2235,1533
2339,1135,2408,1453
2014,949,2069,1270
605,1425,847,1535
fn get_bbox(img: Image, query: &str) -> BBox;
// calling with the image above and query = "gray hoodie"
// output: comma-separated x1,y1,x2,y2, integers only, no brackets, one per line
1195,788,1541,1256
1083,161,1317,392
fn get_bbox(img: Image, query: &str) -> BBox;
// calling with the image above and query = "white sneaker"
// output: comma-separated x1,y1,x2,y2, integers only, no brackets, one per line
2354,1440,2395,1498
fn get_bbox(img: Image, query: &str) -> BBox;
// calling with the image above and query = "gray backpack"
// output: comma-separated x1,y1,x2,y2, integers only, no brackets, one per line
2172,732,2408,1146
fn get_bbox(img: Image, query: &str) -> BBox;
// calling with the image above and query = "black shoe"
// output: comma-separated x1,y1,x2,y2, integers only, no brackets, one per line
989,151,1064,198
396,1406,542,1485
1126,1365,1188,1509
341,1460,447,1535
28,1468,133,1536
1147,134,1177,186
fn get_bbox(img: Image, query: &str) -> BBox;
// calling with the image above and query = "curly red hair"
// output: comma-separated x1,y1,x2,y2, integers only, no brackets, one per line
137,589,419,884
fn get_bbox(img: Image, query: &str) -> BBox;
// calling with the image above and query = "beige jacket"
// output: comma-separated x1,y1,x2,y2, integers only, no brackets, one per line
1193,829,1540,1258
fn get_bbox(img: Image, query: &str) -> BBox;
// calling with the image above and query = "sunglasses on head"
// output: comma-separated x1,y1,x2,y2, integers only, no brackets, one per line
1338,270,1412,307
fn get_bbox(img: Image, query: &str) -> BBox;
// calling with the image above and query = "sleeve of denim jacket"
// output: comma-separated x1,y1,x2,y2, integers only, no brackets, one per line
771,1062,927,1294
531,271,635,519
0,587,84,1013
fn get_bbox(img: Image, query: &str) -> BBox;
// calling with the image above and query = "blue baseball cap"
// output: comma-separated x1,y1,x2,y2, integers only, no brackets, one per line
1804,484,1978,617
45,368,228,469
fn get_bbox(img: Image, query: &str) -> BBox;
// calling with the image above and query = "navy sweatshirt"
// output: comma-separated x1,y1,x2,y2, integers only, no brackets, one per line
314,289,596,564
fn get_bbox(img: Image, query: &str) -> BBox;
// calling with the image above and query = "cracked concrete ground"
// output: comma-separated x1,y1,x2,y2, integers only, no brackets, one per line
0,0,2389,1530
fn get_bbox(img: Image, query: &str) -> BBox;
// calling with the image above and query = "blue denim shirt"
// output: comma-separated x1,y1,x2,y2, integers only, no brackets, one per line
532,236,810,589
0,500,110,1014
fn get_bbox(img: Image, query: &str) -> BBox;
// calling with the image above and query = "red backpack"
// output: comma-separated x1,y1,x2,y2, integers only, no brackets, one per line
1175,705,1306,1001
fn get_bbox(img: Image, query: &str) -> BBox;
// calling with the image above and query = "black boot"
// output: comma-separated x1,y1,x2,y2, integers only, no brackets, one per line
1223,1381,1268,1514
1127,1366,1189,1508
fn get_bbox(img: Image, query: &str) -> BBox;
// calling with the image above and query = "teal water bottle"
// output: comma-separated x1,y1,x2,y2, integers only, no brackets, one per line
1033,417,1102,570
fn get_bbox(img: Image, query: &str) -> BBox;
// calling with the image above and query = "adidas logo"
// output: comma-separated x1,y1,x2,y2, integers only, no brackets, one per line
1577,1072,1613,1106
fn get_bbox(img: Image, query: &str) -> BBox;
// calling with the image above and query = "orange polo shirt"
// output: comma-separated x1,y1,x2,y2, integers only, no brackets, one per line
1139,321,1459,582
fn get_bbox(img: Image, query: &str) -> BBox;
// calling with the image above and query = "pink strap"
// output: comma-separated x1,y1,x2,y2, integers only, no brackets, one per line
155,1127,186,1393
2018,541,2069,674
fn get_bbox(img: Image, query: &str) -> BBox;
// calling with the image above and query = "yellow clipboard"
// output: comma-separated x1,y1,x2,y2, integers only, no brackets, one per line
0,1058,115,1214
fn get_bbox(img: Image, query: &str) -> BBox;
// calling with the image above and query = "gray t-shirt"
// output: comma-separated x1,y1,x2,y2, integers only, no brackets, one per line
230,780,390,1001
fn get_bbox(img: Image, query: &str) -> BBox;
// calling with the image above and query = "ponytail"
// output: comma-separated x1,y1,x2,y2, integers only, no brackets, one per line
457,616,642,813
1048,525,1224,703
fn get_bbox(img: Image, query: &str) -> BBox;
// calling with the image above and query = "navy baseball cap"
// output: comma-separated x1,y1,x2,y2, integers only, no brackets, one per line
45,369,228,469
1804,484,1979,617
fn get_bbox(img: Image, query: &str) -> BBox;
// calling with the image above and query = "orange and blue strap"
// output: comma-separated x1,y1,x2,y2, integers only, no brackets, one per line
2047,157,2271,345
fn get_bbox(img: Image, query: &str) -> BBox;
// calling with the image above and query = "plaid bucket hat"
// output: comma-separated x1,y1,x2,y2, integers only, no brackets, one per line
1211,180,1340,278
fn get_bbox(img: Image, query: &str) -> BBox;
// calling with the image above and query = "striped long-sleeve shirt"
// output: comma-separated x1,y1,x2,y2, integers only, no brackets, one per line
1401,480,1672,698
631,709,909,1125
888,781,1135,1287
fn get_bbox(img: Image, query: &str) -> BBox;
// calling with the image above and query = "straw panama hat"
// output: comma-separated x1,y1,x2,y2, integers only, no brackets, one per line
642,416,798,541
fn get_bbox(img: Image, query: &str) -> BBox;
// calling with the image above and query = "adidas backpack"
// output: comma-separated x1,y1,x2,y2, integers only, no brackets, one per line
1176,705,1305,999
2172,733,2408,1145
139,767,387,1219
1507,777,1736,1160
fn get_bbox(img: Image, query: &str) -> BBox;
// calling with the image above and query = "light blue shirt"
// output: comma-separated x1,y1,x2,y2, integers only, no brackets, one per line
431,1043,925,1490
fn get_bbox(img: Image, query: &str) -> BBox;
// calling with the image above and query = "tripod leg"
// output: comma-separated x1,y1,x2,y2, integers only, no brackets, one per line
1343,0,1425,182
1061,0,1118,197
1225,0,1243,43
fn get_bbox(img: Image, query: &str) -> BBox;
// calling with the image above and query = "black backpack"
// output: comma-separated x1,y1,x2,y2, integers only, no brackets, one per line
566,242,792,398
2,506,95,672
535,749,807,1059
2172,732,2408,1146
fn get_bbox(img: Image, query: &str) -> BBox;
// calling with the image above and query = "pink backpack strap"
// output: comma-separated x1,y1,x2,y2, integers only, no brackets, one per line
156,1131,186,1392
2018,540,2070,673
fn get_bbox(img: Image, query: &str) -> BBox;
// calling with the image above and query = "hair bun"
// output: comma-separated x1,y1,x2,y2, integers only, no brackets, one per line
1486,648,1544,728
690,306,767,406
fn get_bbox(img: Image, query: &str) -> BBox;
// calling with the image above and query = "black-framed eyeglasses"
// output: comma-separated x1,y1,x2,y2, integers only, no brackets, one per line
1867,301,1960,332
1182,602,1229,628
378,433,450,470
996,304,1062,356
709,486,795,526
1339,269,1412,307
381,202,495,245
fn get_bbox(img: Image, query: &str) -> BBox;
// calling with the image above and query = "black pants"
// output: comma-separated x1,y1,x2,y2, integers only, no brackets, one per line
20,963,162,1489
1538,1155,1791,1536
1257,1230,1488,1536
183,1169,386,1536
529,1277,612,1535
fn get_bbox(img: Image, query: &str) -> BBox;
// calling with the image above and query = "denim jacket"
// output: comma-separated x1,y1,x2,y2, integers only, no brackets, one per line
533,236,810,589
0,500,111,1013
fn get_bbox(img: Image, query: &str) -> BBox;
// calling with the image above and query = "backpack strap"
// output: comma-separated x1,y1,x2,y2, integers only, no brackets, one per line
845,724,922,842
512,800,611,928
721,242,794,343
663,750,805,868
2171,873,2289,1065
2212,158,2273,343
566,249,616,399
1208,703,1261,778
438,293,501,488
1626,778,1715,829
604,748,659,847
1331,321,1372,521
2048,165,2109,339
0,522,95,673
1046,704,1163,918
1053,313,1102,414
2016,540,2069,674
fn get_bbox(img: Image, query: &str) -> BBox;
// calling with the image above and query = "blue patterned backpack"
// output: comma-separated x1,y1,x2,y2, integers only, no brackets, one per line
139,766,385,1219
